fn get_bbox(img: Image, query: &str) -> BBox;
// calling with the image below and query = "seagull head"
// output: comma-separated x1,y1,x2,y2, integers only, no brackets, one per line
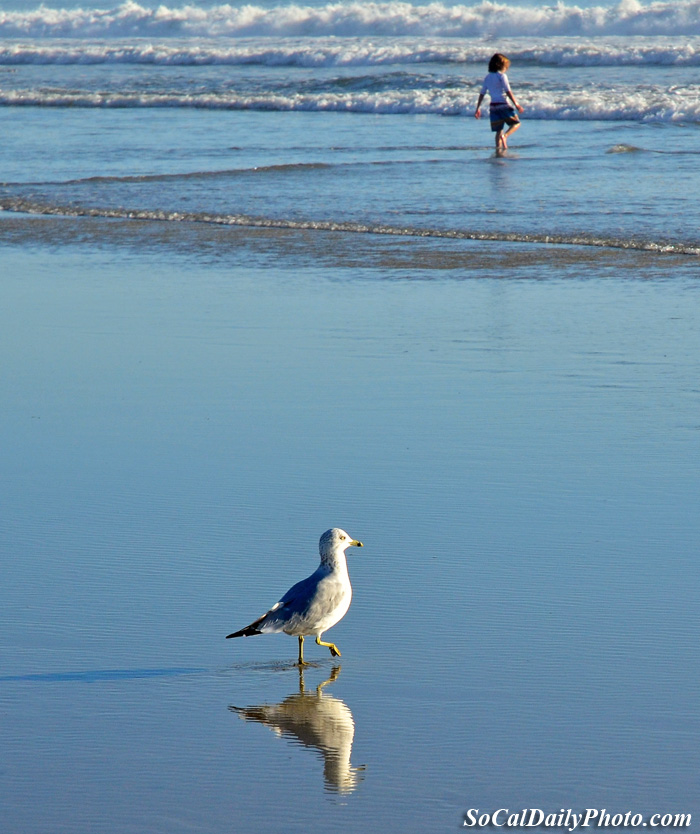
319,528,363,559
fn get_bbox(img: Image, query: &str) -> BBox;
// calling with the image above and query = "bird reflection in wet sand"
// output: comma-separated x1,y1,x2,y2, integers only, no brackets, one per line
229,666,363,794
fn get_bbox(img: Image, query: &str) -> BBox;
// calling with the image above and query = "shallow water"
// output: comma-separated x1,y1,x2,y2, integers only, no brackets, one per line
3,24,700,254
1,224,699,832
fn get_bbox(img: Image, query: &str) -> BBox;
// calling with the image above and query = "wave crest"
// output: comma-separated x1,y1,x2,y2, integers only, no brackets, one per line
3,37,700,67
1,86,698,122
4,1,700,40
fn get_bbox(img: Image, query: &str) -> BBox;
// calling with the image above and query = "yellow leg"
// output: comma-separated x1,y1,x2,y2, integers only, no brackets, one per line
316,635,341,658
298,635,307,665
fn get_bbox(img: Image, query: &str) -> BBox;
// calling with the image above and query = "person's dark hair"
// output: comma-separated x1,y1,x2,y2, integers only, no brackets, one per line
488,53,510,73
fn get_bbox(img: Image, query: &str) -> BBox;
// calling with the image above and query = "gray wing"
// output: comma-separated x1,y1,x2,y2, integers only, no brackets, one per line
279,572,319,607
226,570,320,638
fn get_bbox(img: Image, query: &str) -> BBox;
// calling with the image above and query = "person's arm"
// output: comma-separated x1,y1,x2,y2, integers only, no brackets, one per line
474,92,485,118
506,89,524,113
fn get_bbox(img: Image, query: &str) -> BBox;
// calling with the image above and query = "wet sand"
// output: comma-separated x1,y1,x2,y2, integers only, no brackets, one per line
1,223,699,832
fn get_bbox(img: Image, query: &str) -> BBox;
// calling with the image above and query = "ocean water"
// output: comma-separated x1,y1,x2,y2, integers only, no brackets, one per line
1,0,700,250
1,1,700,833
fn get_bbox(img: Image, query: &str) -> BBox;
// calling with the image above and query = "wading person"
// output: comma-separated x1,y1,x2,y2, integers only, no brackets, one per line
474,53,524,153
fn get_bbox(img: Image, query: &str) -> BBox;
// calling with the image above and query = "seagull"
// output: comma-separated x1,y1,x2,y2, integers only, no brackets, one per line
226,528,363,665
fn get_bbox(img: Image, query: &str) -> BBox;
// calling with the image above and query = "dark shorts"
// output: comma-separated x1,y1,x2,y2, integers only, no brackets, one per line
489,103,519,132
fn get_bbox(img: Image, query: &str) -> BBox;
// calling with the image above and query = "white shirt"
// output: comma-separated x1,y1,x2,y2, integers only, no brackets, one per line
480,71,512,104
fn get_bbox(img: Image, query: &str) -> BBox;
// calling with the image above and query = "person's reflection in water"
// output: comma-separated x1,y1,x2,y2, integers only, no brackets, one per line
229,666,363,794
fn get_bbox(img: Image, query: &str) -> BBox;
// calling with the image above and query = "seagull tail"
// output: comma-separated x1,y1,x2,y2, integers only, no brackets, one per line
226,624,263,639
226,601,285,640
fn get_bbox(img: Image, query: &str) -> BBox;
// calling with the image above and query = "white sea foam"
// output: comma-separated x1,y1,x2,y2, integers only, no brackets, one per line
3,36,700,67
3,1,700,41
2,84,698,122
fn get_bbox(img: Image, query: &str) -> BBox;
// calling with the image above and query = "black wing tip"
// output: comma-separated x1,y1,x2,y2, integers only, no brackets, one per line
226,626,262,639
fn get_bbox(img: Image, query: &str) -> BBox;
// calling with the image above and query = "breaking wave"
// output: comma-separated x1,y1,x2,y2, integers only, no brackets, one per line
1,85,698,122
3,36,700,67
3,0,700,41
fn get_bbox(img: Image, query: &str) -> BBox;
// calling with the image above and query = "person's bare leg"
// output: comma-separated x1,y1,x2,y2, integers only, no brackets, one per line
503,122,520,147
